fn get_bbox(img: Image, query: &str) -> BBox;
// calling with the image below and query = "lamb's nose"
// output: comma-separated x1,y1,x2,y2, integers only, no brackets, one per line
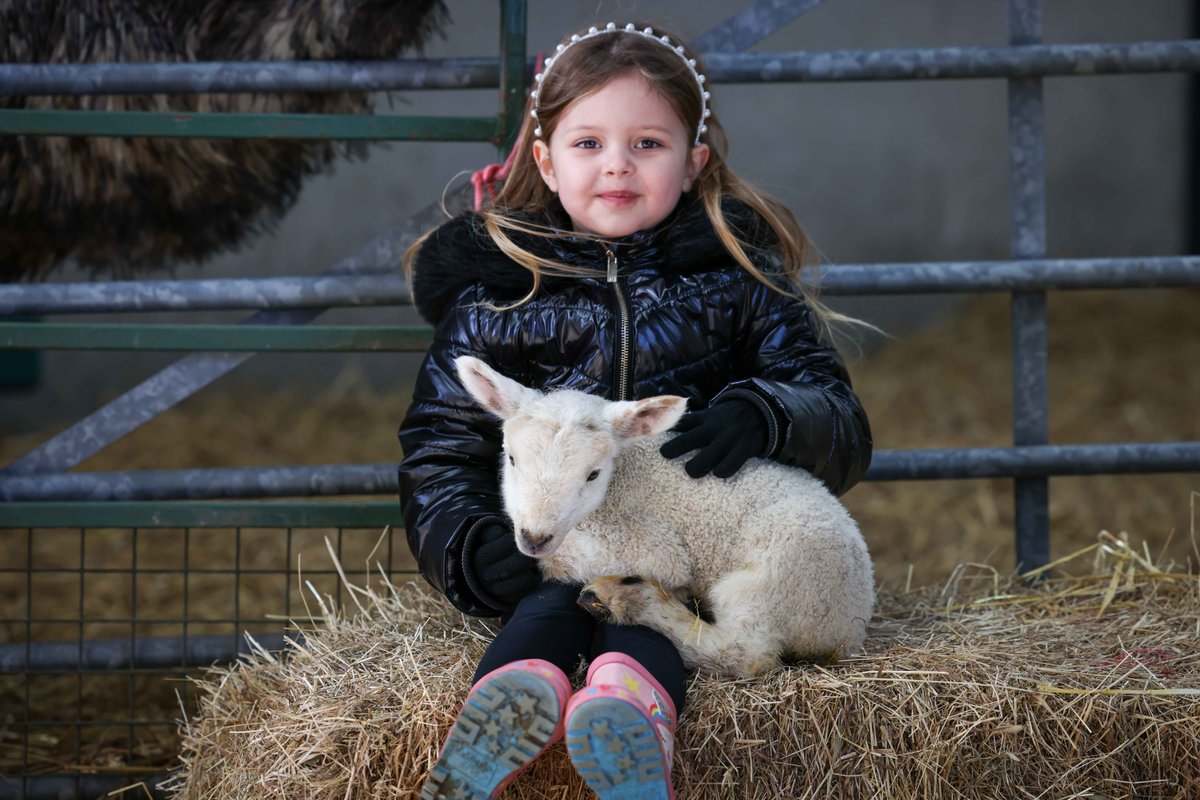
521,529,551,552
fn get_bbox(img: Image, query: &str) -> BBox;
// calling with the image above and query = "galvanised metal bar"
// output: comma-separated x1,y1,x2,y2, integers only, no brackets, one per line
0,1,521,144
3,41,1198,98
0,464,399,502
0,0,825,114
0,323,435,352
0,58,504,96
694,0,829,53
0,501,402,528
702,40,1200,82
819,257,1200,294
0,108,499,141
4,257,1198,317
1008,0,1050,573
869,443,1200,481
0,632,295,672
0,774,172,800
0,275,410,315
3,443,1198,503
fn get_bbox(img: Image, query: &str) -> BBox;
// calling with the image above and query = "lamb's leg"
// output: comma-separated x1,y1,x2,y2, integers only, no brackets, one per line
578,575,780,677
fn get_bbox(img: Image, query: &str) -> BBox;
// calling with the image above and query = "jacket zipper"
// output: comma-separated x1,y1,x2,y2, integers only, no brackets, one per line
606,247,633,401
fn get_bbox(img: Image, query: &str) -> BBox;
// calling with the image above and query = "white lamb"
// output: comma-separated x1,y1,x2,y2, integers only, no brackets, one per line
455,356,875,678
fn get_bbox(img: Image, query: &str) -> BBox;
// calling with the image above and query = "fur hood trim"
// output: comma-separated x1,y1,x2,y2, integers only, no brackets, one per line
409,197,777,325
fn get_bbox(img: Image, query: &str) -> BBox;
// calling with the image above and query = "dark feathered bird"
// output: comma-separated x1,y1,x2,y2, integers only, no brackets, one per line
0,0,449,281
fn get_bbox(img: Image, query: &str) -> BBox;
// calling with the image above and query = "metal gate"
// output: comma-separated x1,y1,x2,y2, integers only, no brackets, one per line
2,1,1199,796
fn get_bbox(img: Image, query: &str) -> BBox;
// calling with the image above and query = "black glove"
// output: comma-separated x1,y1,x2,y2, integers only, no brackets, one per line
467,523,540,608
659,398,770,479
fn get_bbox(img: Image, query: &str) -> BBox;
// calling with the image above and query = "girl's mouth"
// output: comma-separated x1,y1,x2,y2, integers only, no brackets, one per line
599,191,638,204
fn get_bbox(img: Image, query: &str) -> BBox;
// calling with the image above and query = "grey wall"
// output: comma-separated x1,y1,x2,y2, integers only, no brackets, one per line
1,0,1191,431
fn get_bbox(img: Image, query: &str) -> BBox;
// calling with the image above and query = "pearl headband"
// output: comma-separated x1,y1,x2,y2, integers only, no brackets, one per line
531,22,712,146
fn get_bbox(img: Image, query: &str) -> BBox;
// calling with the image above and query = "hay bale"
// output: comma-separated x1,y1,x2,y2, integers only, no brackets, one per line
0,0,449,280
166,533,1200,799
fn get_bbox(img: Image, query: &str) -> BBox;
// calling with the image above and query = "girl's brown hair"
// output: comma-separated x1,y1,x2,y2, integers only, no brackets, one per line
406,22,847,334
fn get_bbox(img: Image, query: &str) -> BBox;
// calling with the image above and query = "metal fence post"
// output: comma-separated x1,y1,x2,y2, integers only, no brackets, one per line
497,0,527,151
1008,0,1051,572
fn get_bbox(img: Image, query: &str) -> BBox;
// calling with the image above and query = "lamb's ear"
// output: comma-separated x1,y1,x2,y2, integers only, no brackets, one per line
454,356,532,420
609,395,688,443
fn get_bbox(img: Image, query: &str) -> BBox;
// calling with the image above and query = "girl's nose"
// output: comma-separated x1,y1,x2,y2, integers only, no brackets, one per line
602,149,634,176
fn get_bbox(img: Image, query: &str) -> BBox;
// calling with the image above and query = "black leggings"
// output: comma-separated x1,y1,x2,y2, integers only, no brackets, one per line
472,579,688,714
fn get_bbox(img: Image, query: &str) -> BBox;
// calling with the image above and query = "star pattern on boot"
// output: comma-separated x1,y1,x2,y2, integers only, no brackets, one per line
516,693,537,714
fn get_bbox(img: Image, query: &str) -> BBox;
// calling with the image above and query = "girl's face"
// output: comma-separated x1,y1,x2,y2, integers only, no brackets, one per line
532,71,709,238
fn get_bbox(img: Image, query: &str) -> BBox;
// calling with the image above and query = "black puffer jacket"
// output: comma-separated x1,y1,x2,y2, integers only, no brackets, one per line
398,199,872,616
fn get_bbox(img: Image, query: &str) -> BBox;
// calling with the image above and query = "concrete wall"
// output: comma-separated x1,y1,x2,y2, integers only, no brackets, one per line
1,0,1191,431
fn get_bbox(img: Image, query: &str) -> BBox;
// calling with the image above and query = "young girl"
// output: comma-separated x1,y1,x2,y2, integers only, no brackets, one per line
399,21,872,800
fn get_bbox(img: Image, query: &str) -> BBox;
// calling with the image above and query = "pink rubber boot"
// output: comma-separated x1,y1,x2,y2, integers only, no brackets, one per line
421,658,572,800
563,653,679,799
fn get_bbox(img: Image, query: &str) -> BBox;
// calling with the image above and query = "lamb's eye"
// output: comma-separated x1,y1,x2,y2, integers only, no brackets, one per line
508,454,515,466
586,469,601,482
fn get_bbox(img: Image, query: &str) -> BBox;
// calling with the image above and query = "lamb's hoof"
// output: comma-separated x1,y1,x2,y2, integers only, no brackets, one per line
579,575,660,625
577,589,612,622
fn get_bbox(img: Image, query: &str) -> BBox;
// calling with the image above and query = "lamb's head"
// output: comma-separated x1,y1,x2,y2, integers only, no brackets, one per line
454,356,687,557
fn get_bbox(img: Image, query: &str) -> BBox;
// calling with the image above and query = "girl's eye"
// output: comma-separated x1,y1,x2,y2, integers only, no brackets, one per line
574,139,600,149
635,138,662,150
586,470,601,482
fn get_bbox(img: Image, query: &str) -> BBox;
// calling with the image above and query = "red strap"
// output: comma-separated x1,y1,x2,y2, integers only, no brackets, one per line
470,52,546,210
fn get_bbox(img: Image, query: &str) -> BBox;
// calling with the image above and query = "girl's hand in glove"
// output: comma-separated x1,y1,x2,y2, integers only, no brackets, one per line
659,398,769,479
467,524,540,608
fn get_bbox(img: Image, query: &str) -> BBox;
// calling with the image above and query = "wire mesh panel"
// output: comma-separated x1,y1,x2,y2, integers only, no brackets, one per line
0,517,412,797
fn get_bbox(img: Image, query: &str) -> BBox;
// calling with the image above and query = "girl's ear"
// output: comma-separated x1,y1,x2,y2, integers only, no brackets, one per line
532,139,558,193
684,143,710,191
